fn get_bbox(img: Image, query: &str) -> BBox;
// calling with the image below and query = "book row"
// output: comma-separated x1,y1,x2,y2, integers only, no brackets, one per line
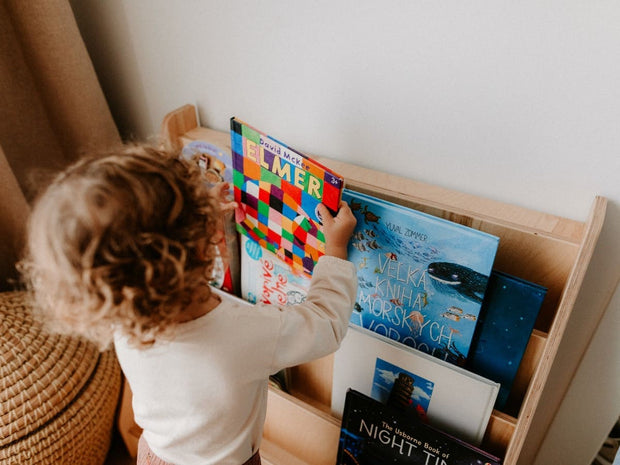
182,118,548,463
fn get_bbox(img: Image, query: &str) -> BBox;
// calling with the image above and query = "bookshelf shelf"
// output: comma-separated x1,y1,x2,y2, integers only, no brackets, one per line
159,104,607,465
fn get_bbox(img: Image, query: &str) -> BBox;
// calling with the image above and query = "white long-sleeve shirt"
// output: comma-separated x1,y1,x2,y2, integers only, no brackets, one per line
114,255,357,465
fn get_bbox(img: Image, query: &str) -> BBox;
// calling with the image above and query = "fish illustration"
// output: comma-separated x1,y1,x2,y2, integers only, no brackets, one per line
407,311,425,326
358,257,368,269
374,267,381,274
354,302,362,312
385,252,398,261
353,241,367,252
353,231,365,241
366,240,380,250
441,312,461,322
463,314,477,321
390,298,403,306
365,229,376,238
421,292,429,307
362,205,380,224
350,199,362,211
427,262,489,303
447,306,463,314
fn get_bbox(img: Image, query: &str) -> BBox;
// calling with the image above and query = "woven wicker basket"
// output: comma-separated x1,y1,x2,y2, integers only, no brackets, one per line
0,291,122,465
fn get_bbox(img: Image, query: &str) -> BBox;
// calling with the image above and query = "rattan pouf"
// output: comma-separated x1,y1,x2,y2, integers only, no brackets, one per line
0,291,122,465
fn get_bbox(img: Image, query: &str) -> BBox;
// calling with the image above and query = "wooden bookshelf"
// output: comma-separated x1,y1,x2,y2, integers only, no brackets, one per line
160,104,607,465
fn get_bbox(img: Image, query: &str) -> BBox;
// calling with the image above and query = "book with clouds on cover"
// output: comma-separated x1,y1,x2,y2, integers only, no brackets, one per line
332,324,500,446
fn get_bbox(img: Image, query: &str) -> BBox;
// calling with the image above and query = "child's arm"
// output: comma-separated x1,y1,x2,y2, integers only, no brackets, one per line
257,201,357,372
317,201,357,260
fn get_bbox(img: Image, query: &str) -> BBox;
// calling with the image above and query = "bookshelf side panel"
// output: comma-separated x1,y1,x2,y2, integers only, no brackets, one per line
264,388,340,465
503,196,607,465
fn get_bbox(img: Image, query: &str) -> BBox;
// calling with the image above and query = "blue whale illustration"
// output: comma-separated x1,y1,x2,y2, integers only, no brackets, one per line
427,262,489,303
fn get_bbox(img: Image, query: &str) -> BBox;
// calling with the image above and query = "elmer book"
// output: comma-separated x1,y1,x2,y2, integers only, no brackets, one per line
230,118,344,277
337,389,501,465
343,189,499,365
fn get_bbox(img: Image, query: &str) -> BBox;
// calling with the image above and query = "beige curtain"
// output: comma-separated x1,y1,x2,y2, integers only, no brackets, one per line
0,0,120,290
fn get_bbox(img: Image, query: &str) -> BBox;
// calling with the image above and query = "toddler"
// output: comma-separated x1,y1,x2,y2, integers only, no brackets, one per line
21,144,357,465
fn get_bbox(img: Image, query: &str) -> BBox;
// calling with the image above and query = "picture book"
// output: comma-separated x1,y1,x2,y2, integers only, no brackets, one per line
337,389,502,465
181,140,240,294
467,270,547,410
181,139,234,188
239,235,311,305
332,325,500,445
230,117,344,277
343,189,499,365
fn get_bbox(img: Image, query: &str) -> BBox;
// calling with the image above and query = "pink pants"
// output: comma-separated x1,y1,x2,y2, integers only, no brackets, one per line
137,435,261,465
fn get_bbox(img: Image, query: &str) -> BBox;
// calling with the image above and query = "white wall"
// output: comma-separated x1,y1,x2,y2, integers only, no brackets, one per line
70,1,620,463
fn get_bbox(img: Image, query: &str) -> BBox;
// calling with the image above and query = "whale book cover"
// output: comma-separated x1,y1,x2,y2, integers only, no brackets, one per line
467,270,547,410
337,389,501,465
343,189,499,366
231,117,344,277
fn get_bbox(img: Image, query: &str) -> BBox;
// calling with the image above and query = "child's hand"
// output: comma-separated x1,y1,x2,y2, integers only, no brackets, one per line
317,201,357,260
210,182,237,212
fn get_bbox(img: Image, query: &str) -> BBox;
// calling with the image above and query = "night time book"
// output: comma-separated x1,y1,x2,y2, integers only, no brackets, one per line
332,325,499,445
467,270,547,410
343,189,499,365
337,389,501,465
230,118,344,277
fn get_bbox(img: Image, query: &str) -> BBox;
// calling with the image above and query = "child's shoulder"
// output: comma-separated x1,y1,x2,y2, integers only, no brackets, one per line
211,287,255,309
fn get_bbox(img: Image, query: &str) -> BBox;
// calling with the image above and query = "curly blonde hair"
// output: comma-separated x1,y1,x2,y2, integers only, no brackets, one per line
20,144,221,349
